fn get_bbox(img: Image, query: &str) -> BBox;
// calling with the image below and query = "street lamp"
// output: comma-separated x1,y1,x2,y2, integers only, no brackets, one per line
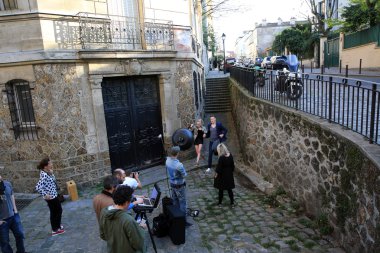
222,33,226,74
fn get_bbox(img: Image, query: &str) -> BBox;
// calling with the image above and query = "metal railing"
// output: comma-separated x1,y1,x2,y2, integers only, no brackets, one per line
230,67,380,145
344,24,380,49
54,13,174,51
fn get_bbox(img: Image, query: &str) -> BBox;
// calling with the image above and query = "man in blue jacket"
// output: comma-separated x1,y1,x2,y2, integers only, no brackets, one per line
205,116,228,173
0,175,27,253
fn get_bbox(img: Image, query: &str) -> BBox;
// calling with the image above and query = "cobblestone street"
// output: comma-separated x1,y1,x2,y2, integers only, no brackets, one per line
14,162,345,253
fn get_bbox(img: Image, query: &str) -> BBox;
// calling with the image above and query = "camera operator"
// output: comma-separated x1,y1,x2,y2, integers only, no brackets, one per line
122,170,142,190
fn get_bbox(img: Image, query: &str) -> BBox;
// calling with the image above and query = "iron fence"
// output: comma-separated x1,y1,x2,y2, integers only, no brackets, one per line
344,24,380,49
54,13,174,51
230,67,380,145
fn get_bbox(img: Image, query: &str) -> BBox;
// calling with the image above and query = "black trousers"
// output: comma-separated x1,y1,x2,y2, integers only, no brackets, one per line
218,189,234,205
46,197,63,231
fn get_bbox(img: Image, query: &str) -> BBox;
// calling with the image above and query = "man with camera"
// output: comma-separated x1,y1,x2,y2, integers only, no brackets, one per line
123,170,142,190
112,169,142,190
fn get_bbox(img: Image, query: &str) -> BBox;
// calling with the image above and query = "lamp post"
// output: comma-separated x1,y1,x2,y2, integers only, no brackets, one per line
222,33,226,74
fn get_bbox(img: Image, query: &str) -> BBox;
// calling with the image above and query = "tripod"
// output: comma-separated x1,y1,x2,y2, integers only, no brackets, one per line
135,209,157,253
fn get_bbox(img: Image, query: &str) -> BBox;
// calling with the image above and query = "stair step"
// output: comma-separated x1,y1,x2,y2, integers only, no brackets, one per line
206,93,231,97
205,98,230,102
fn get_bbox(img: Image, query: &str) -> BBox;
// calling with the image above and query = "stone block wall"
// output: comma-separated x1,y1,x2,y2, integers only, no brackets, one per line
230,79,380,253
0,63,110,193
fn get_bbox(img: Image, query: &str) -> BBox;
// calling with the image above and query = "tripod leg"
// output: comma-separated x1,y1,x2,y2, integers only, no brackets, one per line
142,213,157,253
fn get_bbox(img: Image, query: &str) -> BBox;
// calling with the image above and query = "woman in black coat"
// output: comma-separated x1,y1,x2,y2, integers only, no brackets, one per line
214,143,235,207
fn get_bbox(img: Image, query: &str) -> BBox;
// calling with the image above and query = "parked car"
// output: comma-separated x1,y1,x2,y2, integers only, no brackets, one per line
261,56,272,69
254,57,263,66
271,55,288,70
224,58,236,72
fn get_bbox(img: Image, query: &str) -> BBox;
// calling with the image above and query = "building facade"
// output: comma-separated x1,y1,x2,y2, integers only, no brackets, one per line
0,0,206,192
235,18,304,60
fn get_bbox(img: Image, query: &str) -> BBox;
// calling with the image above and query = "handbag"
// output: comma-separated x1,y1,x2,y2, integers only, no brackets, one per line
57,193,65,203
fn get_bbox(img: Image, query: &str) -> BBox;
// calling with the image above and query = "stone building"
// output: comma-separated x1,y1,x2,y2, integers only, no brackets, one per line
0,0,206,192
235,18,307,59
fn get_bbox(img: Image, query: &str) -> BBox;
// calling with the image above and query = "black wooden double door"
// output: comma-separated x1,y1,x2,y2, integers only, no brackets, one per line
101,76,164,170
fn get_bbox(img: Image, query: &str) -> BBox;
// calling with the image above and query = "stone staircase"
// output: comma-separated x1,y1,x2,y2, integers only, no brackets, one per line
205,77,231,113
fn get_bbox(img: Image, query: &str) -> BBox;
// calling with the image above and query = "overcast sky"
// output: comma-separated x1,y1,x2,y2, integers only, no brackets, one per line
212,0,312,51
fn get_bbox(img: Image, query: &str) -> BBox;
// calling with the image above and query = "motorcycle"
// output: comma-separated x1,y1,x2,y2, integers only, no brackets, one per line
274,55,303,100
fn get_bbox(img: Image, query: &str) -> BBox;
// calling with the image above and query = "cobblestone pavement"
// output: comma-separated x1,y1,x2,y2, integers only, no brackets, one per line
13,163,345,253
11,108,345,252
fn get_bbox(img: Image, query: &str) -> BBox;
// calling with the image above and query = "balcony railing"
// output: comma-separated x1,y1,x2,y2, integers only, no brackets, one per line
54,13,174,51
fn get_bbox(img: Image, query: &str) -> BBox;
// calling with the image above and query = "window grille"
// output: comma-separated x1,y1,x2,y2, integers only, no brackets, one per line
3,80,38,140
0,0,18,11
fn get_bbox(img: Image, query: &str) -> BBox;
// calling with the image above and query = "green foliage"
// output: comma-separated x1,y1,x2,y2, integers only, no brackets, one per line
272,23,318,58
341,0,380,32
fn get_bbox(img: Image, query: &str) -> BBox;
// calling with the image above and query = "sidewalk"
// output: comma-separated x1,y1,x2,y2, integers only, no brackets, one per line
301,66,380,78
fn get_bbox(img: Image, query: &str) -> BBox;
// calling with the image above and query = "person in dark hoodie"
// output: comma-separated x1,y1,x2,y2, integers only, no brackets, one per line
99,185,146,253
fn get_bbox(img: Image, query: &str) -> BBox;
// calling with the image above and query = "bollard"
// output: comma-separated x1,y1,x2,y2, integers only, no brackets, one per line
345,65,348,77
359,59,362,74
339,60,342,73
321,65,324,75
66,180,79,201
311,62,313,73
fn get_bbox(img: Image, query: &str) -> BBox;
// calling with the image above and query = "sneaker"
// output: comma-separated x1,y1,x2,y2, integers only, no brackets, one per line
60,225,64,230
52,228,65,236
206,168,211,173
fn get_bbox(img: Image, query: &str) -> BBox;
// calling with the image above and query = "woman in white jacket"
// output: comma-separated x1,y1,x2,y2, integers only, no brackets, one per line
35,158,65,236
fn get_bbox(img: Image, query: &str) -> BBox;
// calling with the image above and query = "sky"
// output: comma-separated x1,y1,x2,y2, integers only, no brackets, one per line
212,0,312,51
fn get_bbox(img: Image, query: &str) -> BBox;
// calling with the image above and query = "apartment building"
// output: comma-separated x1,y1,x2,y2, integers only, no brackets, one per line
0,0,206,192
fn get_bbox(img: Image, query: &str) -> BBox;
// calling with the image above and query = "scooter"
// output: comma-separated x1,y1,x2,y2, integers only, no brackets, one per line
274,55,303,100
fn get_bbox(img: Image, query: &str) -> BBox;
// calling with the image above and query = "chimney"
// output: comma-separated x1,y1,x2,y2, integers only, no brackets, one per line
290,17,296,25
277,17,282,25
261,19,267,26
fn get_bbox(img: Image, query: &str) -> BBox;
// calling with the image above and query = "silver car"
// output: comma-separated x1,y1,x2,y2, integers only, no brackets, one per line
261,56,272,69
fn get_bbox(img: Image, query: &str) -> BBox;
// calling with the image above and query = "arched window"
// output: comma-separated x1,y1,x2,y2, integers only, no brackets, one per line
193,71,199,110
4,79,38,140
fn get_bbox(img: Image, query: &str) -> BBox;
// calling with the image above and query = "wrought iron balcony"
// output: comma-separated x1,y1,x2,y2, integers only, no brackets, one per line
54,13,174,51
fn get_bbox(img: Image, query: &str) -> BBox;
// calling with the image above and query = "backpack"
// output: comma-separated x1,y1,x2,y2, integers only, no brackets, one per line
152,213,170,237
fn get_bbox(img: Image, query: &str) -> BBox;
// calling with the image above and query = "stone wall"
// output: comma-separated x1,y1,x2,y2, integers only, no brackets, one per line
0,64,110,192
230,79,380,253
0,59,202,192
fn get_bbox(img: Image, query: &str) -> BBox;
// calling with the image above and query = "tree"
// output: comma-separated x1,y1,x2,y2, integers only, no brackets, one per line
201,0,241,18
272,23,317,58
341,0,380,32
304,0,338,36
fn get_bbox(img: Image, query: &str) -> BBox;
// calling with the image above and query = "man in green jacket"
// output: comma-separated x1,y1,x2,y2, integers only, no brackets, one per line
99,185,146,253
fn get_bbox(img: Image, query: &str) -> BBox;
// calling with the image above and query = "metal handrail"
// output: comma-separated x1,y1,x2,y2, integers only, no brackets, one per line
230,66,380,145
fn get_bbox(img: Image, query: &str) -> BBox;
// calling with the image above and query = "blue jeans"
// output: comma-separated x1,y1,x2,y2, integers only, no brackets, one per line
0,213,25,253
208,140,218,168
170,185,187,218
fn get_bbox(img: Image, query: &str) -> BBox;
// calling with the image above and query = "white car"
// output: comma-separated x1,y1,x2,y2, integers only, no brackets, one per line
261,56,272,69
